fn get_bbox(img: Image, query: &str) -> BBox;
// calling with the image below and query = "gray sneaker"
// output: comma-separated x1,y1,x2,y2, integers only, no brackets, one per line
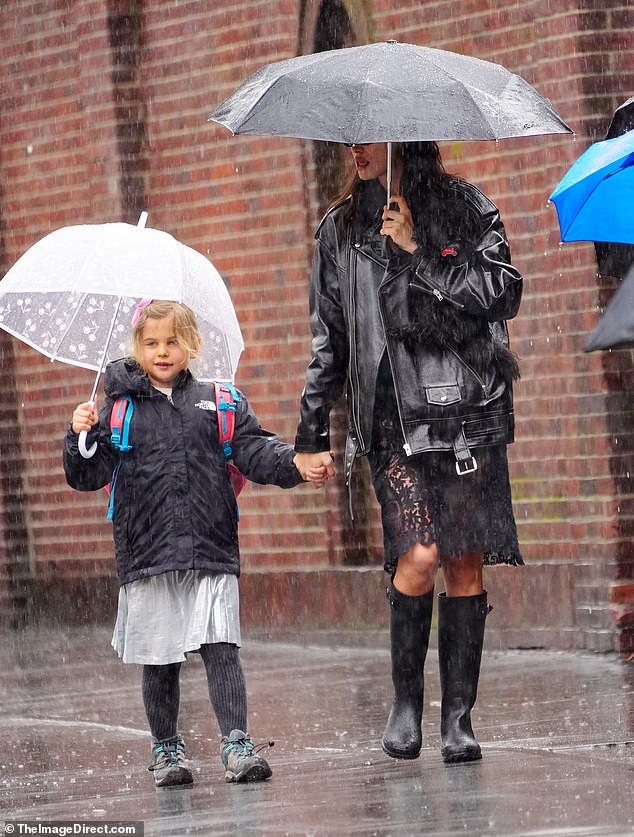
148,734,193,787
220,729,273,783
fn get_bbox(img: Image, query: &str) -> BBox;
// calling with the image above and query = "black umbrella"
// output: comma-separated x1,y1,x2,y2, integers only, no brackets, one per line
209,41,572,144
585,263,634,352
606,96,634,139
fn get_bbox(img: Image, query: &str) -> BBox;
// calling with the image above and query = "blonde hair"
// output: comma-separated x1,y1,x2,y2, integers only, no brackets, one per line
132,301,201,364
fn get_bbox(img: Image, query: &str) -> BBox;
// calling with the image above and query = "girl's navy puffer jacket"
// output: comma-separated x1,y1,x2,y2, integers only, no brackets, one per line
63,358,302,585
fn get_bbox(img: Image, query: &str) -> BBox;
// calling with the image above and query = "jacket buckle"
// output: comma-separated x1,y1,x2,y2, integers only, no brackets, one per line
455,456,478,476
453,426,477,476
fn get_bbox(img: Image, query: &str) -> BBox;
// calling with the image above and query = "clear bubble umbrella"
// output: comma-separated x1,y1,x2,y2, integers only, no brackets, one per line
0,213,244,455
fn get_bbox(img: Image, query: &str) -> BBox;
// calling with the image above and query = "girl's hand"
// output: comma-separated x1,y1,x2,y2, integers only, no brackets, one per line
381,194,417,253
72,401,98,434
294,451,335,488
304,465,330,489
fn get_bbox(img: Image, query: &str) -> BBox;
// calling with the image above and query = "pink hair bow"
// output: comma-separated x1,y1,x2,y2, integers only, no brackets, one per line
132,298,153,326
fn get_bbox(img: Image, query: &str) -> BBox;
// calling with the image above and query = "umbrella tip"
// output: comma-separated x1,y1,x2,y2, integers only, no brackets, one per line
137,211,149,228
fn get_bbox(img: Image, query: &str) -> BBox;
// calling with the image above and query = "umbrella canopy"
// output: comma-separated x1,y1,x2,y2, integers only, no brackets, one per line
0,219,244,384
209,40,572,143
549,128,634,245
596,96,634,278
585,263,634,352
606,96,634,139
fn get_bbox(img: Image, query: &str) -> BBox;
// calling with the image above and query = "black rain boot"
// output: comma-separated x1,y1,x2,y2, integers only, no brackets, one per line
381,584,434,760
438,590,491,764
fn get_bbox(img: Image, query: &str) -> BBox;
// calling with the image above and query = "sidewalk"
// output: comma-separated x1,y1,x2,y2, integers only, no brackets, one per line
0,624,632,836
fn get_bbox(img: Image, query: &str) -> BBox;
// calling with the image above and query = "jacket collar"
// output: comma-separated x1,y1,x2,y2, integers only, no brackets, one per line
104,357,192,398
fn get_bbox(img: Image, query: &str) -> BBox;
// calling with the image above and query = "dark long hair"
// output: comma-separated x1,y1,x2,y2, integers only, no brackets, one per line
328,142,475,252
329,142,449,206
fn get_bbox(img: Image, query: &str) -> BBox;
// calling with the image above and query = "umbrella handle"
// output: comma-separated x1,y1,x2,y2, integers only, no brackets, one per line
79,358,107,460
78,430,97,459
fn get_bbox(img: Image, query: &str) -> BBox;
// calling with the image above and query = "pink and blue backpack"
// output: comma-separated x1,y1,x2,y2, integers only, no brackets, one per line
105,381,247,520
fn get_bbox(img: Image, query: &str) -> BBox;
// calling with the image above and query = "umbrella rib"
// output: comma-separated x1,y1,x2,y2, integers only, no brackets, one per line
418,52,499,139
348,64,375,142
212,52,330,133
215,73,302,134
89,295,123,402
221,85,273,133
71,226,110,295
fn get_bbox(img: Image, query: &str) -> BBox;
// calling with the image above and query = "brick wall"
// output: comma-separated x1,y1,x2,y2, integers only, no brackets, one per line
0,0,632,651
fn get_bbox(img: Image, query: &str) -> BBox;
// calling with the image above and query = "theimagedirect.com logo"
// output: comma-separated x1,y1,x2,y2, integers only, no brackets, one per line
4,823,143,836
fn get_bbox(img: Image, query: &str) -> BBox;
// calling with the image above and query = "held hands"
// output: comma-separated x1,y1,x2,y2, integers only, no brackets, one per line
72,401,98,434
381,195,418,254
293,451,336,489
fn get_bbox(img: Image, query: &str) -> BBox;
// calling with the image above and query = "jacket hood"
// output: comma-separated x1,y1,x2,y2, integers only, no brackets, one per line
104,357,191,398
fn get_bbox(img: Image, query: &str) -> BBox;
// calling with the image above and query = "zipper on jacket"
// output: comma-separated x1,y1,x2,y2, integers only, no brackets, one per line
410,275,466,310
349,245,367,451
377,265,414,456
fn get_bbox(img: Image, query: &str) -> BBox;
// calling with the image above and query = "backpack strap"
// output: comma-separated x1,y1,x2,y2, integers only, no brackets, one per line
110,396,134,452
106,395,134,520
214,381,248,505
214,381,241,459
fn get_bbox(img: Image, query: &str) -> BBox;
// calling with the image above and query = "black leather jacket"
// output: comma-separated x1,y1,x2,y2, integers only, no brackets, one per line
295,179,523,476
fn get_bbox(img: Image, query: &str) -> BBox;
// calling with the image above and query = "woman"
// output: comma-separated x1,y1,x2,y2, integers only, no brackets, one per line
293,141,524,763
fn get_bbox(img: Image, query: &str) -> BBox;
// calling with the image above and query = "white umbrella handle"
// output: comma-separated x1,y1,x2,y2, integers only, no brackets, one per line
78,395,99,459
78,430,97,459
77,297,124,461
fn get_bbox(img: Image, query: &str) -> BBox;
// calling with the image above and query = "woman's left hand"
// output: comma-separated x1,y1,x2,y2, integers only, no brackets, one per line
381,195,417,254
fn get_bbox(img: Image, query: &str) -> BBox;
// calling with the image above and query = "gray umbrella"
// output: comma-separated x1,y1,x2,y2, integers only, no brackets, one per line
209,40,572,144
585,263,634,352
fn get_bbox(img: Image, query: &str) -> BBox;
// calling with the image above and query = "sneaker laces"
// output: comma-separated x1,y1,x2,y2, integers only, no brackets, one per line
223,732,274,758
251,739,275,756
149,736,186,770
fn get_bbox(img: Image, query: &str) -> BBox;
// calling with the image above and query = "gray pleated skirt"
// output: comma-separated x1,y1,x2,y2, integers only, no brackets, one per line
111,570,241,665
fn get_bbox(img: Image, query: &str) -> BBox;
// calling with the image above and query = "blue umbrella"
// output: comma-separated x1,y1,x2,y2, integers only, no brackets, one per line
549,128,634,244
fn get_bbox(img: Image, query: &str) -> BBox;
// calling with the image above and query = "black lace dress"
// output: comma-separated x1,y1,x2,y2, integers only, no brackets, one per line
368,355,524,575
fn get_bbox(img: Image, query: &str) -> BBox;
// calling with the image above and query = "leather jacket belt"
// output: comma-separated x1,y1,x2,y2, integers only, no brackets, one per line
453,426,478,475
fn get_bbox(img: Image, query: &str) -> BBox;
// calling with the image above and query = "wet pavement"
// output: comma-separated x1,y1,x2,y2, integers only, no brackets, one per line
1,624,633,836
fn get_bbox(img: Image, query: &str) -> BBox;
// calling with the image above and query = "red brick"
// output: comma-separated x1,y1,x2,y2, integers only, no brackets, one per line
0,0,633,651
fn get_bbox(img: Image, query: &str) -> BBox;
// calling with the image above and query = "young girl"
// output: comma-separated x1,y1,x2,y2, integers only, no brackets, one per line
64,300,321,786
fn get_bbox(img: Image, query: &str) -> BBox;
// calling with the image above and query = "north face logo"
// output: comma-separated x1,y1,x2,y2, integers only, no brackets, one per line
194,400,217,411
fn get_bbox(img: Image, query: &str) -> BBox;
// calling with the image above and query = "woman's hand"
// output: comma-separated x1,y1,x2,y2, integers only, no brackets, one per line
381,194,418,254
72,401,98,434
293,451,336,488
